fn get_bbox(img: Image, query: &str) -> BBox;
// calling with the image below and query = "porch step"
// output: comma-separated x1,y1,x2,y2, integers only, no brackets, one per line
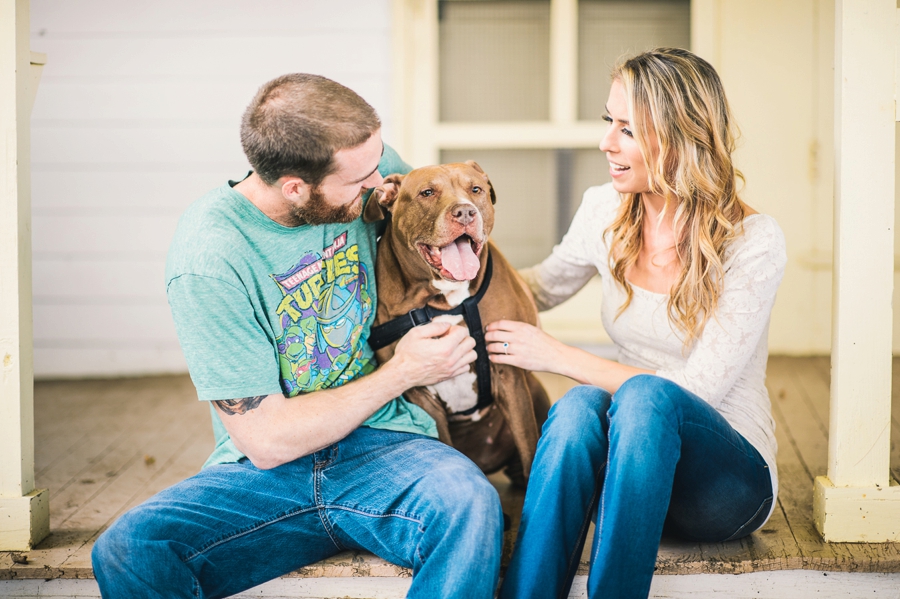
2,360,900,596
3,571,900,598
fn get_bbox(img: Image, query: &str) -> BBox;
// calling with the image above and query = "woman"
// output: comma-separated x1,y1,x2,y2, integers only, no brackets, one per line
486,48,786,599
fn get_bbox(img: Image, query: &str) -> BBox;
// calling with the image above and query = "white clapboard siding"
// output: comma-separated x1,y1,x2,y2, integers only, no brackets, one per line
30,78,390,122
29,0,390,33
27,38,390,80
32,125,246,165
29,0,394,378
31,172,238,210
33,260,167,300
33,215,179,254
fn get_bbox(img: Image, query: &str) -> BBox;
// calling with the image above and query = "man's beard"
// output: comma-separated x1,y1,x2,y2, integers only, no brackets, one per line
289,185,363,226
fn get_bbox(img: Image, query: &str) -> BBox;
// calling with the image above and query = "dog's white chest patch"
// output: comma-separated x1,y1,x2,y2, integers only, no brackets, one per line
432,279,471,308
427,278,479,417
427,370,478,415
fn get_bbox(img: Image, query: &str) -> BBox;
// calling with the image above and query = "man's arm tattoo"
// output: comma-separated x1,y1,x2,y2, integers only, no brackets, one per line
213,395,267,416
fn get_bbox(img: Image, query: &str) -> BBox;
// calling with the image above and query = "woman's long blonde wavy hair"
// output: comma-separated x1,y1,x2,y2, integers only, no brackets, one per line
605,48,745,349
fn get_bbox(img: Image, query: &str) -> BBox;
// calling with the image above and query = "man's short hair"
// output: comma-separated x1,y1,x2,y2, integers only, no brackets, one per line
240,74,381,186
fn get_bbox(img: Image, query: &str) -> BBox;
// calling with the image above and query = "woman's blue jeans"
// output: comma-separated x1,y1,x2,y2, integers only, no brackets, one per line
499,375,773,599
91,427,503,599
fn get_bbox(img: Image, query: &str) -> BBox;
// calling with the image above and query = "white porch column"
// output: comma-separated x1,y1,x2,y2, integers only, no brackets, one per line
0,0,49,551
813,0,900,542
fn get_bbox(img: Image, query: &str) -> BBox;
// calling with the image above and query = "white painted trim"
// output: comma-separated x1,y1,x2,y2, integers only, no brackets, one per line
814,476,900,542
690,0,720,67
798,250,900,271
0,0,49,551
391,0,410,158
406,0,439,167
434,121,605,149
549,0,578,125
816,0,898,541
0,490,49,551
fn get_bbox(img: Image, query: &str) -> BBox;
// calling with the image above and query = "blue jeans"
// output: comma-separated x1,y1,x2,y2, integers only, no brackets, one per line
499,375,773,599
92,427,503,599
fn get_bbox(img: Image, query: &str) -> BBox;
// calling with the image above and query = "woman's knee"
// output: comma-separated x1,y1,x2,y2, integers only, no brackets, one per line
547,385,610,430
611,375,684,428
537,385,611,458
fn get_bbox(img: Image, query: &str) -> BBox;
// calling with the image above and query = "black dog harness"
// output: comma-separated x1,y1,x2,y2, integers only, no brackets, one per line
368,254,494,416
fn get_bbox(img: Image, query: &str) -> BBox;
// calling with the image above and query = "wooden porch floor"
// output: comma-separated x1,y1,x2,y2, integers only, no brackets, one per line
1,356,899,582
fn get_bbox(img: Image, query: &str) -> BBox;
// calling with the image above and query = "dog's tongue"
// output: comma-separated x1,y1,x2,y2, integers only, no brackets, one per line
441,238,480,281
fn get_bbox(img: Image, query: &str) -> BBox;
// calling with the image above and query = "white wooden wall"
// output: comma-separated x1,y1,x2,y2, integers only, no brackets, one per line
28,0,396,378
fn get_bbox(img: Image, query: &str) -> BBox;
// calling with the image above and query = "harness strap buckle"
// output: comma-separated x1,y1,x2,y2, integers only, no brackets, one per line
409,307,433,327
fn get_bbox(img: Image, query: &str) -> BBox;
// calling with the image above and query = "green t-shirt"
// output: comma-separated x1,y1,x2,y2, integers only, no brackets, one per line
165,146,437,468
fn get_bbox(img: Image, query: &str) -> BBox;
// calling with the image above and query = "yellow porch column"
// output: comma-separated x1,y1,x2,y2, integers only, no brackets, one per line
0,0,49,551
813,0,900,542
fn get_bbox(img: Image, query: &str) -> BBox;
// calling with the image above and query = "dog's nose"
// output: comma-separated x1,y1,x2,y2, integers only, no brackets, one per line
451,204,478,226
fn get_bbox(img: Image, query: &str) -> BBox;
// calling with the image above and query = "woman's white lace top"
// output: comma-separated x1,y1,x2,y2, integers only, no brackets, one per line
522,183,787,513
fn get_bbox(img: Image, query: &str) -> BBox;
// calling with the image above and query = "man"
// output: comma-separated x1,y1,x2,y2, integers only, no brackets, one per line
91,74,503,599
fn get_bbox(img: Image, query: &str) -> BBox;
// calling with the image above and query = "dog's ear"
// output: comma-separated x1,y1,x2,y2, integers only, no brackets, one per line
465,160,496,205
363,173,405,222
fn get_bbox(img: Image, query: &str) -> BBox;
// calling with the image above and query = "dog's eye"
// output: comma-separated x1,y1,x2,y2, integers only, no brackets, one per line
472,186,482,194
419,189,434,198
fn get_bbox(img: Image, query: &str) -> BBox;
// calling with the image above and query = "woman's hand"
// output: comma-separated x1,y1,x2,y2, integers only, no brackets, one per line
485,319,571,375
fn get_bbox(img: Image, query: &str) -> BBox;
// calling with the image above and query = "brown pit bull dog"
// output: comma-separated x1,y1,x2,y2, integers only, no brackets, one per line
363,161,550,486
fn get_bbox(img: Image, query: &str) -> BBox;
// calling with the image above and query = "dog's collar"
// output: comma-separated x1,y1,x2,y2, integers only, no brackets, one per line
368,253,494,416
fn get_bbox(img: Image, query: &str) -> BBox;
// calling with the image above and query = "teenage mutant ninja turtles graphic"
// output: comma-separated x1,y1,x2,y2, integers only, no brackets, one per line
272,232,374,396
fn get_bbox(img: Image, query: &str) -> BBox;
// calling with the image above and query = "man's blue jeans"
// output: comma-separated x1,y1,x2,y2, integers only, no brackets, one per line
92,427,503,599
499,375,773,599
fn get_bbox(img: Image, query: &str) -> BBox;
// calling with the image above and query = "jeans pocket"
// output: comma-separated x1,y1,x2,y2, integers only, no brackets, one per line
724,496,773,542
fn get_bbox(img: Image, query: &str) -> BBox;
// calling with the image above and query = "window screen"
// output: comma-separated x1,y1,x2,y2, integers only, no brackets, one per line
579,0,690,120
439,0,551,122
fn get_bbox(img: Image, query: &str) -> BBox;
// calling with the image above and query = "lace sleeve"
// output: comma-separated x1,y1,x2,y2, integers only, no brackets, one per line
655,218,787,407
520,255,597,311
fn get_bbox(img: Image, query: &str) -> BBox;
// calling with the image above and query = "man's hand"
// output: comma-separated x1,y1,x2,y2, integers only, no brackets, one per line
386,321,477,387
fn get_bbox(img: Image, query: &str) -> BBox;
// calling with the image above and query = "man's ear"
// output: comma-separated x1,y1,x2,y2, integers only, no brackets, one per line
280,177,311,201
363,173,405,222
465,160,496,205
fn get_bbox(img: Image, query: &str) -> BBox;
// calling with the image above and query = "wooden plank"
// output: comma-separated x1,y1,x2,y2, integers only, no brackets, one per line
59,429,216,575
769,357,900,568
35,377,193,505
50,393,201,530
35,406,150,500
767,359,845,566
